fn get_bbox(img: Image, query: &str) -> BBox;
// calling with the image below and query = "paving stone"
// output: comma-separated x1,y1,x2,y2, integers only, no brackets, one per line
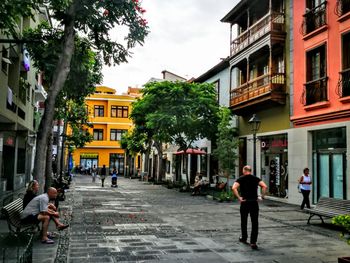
18,174,349,263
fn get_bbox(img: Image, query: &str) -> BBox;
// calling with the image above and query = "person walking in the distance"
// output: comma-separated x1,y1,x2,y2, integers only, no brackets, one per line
91,164,97,183
100,164,107,187
299,167,312,210
232,165,267,250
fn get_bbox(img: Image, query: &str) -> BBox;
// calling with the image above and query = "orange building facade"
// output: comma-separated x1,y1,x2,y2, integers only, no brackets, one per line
290,0,350,202
71,86,141,175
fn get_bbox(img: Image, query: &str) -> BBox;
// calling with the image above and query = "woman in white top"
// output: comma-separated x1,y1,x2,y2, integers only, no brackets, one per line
299,168,312,209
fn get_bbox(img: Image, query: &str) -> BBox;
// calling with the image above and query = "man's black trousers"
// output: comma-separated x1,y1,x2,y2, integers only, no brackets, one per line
240,201,259,244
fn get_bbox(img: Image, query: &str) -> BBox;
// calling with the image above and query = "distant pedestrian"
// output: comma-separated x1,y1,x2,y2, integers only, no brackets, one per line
100,165,107,187
232,165,267,250
91,165,97,183
111,168,118,187
299,168,312,210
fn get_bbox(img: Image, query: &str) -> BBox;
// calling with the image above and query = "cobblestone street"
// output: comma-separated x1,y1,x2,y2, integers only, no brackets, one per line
37,174,349,263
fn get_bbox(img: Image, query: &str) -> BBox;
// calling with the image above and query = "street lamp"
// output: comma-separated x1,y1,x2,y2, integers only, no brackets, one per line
248,114,261,175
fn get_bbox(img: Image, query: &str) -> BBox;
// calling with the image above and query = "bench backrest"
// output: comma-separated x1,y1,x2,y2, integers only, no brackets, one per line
316,197,350,214
1,198,23,228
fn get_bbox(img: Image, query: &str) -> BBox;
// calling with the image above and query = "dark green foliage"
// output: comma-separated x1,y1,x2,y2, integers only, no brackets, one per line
212,107,239,177
131,81,220,149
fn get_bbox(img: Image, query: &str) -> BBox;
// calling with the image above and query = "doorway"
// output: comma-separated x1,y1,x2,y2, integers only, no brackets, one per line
313,150,346,201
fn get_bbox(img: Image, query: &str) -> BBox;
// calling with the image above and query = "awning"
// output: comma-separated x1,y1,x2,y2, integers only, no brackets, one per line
175,149,206,155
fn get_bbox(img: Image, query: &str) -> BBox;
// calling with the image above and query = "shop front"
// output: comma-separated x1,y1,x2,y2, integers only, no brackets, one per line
80,153,98,173
260,134,288,198
312,127,347,202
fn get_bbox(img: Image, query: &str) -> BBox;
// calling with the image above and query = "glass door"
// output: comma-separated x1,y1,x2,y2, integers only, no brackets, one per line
319,153,329,197
313,151,346,201
332,154,344,199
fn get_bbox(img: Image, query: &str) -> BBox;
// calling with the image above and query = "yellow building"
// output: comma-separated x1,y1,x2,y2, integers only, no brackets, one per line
71,86,140,175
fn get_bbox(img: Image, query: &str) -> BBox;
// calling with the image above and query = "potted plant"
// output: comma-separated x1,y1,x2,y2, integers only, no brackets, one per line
332,215,350,263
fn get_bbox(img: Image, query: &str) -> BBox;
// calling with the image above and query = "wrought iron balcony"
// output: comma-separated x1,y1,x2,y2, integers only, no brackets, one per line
301,77,328,106
230,12,285,56
336,68,350,98
301,2,327,35
335,0,350,17
230,73,286,114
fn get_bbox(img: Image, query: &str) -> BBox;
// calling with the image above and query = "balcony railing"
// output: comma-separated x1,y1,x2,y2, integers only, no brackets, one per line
335,0,350,17
336,68,350,98
301,1,327,35
230,12,285,56
301,77,328,106
230,73,285,106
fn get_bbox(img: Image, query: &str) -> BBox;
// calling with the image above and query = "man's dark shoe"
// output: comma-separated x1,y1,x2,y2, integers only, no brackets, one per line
57,224,69,231
250,243,258,250
239,237,248,244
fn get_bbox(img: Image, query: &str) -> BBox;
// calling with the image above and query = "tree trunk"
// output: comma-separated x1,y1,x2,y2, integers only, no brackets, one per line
59,120,68,176
45,132,53,192
55,120,62,176
185,153,190,187
32,4,77,192
153,141,163,182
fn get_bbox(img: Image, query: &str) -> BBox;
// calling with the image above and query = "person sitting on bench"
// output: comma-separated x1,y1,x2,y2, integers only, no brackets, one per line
192,175,203,196
23,180,39,209
21,187,69,244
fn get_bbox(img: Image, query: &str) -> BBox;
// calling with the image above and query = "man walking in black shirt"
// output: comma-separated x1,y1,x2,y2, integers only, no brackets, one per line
232,165,267,250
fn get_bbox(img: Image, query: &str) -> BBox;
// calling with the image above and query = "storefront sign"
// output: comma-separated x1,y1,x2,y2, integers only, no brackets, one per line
80,153,98,158
261,137,288,149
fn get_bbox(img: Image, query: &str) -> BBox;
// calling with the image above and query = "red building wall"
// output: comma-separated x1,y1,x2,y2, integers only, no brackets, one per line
292,0,350,127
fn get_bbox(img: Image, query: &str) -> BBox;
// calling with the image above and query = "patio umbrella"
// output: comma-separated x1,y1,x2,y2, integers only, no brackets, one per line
174,148,206,155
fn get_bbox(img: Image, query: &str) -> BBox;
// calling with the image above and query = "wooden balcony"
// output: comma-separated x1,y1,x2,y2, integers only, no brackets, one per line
229,73,286,115
230,12,285,56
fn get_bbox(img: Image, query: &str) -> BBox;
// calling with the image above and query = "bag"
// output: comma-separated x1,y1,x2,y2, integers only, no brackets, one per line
297,184,301,193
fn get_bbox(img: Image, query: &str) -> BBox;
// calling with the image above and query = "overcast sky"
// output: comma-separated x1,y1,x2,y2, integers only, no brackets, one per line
101,0,239,94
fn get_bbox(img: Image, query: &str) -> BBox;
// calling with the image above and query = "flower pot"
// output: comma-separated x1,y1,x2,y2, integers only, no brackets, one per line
338,257,350,263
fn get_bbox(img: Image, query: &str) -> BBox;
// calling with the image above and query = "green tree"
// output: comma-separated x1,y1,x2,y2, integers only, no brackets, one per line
130,81,219,185
212,107,239,191
0,0,43,36
18,0,148,188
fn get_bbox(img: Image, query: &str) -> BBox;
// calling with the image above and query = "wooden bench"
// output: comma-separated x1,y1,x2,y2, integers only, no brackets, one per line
304,197,350,224
1,198,40,234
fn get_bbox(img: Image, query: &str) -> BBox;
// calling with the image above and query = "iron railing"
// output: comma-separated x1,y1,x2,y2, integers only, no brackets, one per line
335,0,350,17
230,73,285,105
336,68,350,98
301,1,327,35
301,77,328,105
230,12,285,56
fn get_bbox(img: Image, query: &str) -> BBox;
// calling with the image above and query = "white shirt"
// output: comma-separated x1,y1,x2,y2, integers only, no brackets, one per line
300,175,311,191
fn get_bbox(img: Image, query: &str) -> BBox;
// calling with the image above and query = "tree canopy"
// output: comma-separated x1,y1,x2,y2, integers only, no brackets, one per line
6,0,149,188
131,81,220,150
212,107,239,179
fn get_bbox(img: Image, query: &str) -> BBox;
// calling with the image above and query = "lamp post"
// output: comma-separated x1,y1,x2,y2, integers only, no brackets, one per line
248,114,261,175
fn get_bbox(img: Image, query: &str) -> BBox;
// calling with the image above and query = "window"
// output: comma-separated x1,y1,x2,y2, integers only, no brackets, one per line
93,129,103,140
335,0,350,17
339,32,350,97
111,106,128,118
110,129,127,141
94,105,104,117
307,45,326,81
304,44,327,105
1,47,9,74
110,153,124,174
213,80,220,103
302,0,327,35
